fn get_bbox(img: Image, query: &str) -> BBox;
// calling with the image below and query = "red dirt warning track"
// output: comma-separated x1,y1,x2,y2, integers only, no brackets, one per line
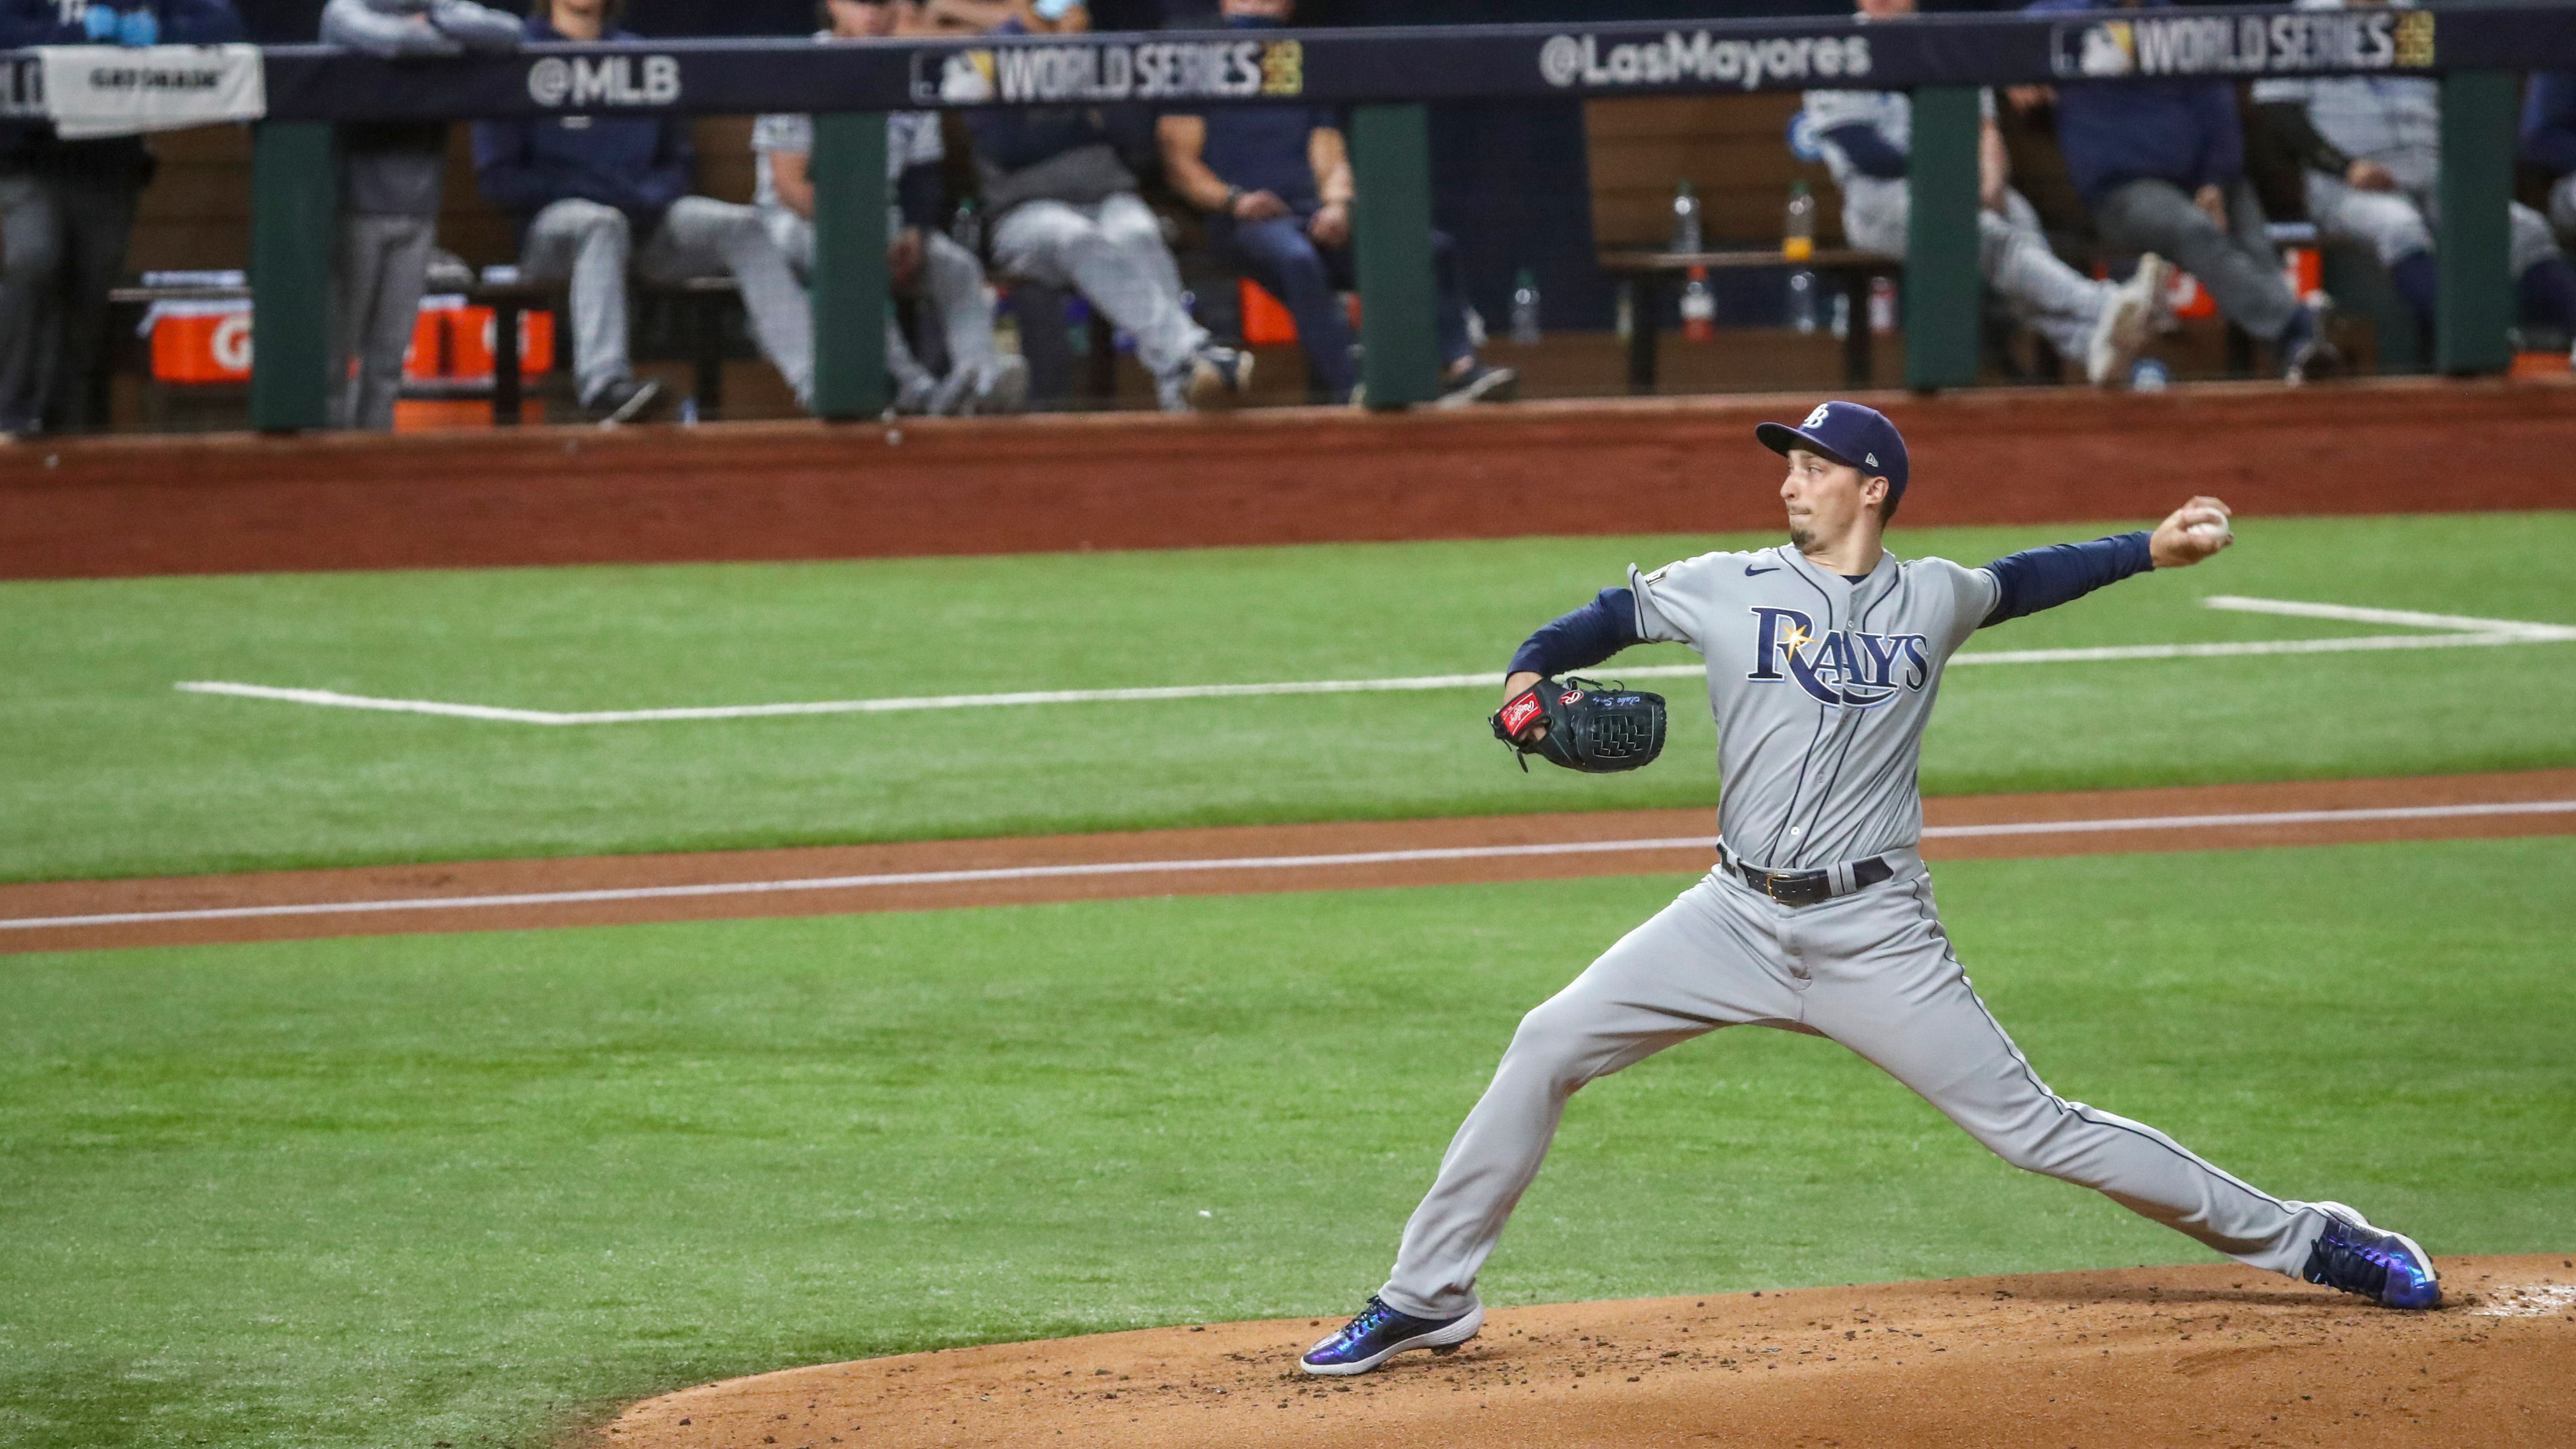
6,378,2572,578
597,1256,2576,1449
4,769,2568,954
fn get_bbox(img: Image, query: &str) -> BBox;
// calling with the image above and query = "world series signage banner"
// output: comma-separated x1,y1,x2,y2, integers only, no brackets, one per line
22,3,2549,123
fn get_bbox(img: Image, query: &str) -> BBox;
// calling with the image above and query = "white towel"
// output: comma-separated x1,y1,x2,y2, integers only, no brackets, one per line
35,44,266,141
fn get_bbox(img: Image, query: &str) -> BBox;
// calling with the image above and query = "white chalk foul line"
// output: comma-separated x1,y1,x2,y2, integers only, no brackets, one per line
171,596,2576,726
6,800,2570,933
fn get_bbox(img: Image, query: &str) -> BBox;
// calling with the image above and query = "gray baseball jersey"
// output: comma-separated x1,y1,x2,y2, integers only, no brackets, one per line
1628,543,1993,871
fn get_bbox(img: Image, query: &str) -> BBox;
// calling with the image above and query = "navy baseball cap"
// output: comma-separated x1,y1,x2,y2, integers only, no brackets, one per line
1755,400,1910,512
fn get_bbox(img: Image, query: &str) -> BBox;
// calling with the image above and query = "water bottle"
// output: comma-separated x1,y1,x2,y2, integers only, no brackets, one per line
1786,269,1818,334
1782,180,1816,263
1830,290,1852,340
1868,275,1898,335
1680,265,1716,343
950,198,984,257
1670,179,1703,255
1509,269,1542,345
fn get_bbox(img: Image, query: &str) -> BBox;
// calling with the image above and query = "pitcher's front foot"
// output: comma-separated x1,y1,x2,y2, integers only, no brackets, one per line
2303,1202,2442,1309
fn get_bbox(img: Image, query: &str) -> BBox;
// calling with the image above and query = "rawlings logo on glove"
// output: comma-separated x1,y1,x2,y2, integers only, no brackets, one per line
1489,676,1668,774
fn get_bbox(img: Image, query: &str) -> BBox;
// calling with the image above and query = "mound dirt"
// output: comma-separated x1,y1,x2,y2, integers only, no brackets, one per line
600,1256,2574,1449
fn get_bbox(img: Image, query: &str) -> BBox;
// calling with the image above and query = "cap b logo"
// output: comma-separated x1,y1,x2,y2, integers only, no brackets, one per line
1802,404,1831,428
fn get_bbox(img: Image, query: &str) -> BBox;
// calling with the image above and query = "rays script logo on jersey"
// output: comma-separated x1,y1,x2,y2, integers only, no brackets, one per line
1746,607,1929,708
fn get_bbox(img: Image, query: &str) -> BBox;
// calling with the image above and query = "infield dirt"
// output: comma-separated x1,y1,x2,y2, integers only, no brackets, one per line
7,768,2568,954
600,1255,2575,1449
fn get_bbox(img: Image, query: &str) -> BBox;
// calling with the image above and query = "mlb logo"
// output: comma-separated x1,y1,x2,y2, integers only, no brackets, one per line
2049,20,2135,78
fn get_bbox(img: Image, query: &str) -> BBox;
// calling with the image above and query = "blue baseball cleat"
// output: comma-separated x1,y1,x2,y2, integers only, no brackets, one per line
1300,1296,1485,1376
2302,1202,2442,1309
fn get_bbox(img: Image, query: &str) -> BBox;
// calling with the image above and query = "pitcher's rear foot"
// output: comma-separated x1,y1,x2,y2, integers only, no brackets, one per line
1300,1296,1484,1375
2303,1202,2441,1309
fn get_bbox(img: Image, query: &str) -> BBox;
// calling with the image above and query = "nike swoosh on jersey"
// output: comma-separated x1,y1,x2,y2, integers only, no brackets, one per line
1745,564,1781,576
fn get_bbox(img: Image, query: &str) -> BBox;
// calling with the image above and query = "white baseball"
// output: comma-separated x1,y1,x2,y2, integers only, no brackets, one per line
2185,514,2231,543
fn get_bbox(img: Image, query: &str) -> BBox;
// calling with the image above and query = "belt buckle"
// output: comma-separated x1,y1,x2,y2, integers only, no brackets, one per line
1761,870,1821,907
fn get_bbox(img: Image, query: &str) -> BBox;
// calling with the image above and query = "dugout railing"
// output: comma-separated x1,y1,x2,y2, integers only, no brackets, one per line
3,3,2561,429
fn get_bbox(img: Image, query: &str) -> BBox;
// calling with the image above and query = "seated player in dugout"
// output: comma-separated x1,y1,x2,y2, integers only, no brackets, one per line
472,0,817,423
2252,0,2576,363
753,0,1028,417
1805,0,2165,386
2523,69,2576,248
960,0,1255,411
2016,0,2332,384
1155,0,1516,408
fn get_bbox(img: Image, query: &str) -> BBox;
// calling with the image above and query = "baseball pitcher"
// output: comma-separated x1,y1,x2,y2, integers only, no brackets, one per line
1302,401,2440,1376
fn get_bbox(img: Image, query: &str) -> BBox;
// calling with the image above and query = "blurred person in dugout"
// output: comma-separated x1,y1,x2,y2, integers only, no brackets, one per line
2525,71,2576,248
472,0,814,422
1156,0,1513,407
752,0,1026,416
0,0,244,438
2017,0,2330,382
321,0,521,432
1804,0,2162,386
957,0,1254,411
2254,0,2576,362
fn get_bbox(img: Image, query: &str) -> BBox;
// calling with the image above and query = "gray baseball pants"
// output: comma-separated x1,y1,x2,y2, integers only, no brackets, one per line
522,196,815,408
989,192,1208,380
772,211,1000,395
2090,177,2298,343
1379,857,2333,1321
2552,174,2576,246
2305,172,2566,279
1841,181,2110,362
332,212,434,431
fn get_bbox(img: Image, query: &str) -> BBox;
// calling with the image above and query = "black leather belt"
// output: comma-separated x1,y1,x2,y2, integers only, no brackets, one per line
1716,843,1895,907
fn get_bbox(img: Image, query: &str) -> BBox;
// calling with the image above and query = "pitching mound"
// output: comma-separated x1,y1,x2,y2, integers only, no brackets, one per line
605,1255,2572,1448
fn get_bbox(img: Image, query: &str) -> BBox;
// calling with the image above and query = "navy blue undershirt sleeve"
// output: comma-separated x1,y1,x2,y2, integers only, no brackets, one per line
1821,122,1910,180
1982,531,2155,627
1509,587,1642,678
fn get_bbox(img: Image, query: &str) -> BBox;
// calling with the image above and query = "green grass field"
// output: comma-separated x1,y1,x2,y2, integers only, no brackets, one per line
5,837,2571,1449
6,513,2573,882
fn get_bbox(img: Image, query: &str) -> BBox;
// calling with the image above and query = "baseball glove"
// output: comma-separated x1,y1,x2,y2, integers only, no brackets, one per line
1490,677,1668,774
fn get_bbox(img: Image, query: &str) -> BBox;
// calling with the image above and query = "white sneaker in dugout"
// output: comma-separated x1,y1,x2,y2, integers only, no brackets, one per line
2090,253,2167,386
971,355,1029,415
1182,345,1254,410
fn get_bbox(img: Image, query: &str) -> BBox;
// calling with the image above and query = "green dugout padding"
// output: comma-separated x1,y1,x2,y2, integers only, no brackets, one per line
1351,103,1439,409
811,112,891,420
2436,70,2515,376
1903,86,1981,392
248,121,336,433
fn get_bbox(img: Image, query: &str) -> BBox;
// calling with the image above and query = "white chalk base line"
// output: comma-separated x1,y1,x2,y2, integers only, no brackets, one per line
170,596,2576,728
6,800,2569,933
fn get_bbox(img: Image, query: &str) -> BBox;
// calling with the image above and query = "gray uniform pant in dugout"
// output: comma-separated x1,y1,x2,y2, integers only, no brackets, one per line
1379,857,2331,1321
522,195,815,408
